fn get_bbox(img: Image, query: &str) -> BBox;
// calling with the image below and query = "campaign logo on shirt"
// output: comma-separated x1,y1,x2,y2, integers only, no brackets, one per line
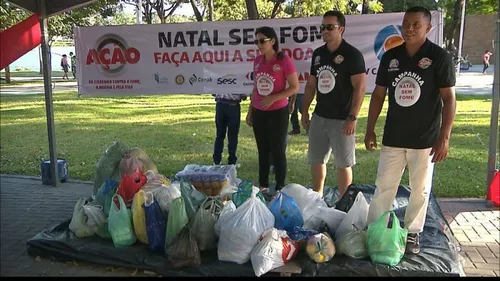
389,59,400,72
255,72,276,96
418,57,432,69
334,55,344,64
316,65,337,94
273,64,281,72
314,56,321,66
392,71,424,107
254,64,260,71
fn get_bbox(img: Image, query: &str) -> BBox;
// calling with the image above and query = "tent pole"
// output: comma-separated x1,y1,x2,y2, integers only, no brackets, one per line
486,14,500,206
39,0,59,187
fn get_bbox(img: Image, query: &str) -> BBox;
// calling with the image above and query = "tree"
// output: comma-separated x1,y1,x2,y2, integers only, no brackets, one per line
378,0,438,12
465,0,497,15
0,2,29,83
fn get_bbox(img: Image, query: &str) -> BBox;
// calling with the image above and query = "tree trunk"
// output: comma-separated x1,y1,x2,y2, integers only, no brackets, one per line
208,0,214,21
5,65,11,84
445,0,463,52
190,0,204,21
245,0,259,19
270,1,281,19
362,0,369,14
39,46,43,74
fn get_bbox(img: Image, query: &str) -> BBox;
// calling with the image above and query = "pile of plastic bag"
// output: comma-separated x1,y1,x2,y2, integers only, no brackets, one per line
69,142,410,276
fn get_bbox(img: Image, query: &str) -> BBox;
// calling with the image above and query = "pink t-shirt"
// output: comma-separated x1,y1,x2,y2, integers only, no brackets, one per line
251,54,297,111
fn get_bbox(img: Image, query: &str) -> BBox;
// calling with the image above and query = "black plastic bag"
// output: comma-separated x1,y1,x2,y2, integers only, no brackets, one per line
334,185,360,213
165,225,201,269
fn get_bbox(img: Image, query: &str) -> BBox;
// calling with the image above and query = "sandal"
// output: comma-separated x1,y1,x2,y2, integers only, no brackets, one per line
259,186,270,194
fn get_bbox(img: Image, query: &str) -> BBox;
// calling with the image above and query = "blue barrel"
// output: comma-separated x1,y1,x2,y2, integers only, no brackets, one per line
40,158,69,185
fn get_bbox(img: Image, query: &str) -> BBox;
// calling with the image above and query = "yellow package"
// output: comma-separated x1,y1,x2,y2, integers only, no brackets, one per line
132,190,149,244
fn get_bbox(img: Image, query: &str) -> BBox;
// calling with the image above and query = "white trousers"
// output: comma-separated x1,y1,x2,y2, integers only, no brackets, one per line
367,145,435,233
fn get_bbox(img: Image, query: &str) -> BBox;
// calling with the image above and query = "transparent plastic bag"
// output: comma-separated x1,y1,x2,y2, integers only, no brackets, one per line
152,183,181,216
69,198,94,238
83,203,106,234
335,192,369,240
190,197,222,251
231,180,266,208
165,225,201,269
180,179,207,220
367,211,408,266
214,201,237,237
336,225,368,259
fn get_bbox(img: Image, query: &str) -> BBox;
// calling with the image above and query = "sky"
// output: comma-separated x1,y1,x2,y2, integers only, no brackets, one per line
123,2,196,17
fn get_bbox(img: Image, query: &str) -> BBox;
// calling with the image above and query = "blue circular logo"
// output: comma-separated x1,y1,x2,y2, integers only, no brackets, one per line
374,25,403,60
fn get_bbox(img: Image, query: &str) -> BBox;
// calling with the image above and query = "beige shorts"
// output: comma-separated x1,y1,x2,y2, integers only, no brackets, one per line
307,113,356,168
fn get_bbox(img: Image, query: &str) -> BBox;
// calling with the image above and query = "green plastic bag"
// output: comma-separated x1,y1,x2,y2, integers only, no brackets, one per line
180,179,206,220
108,194,137,247
367,211,408,266
93,141,129,195
103,180,118,217
165,197,189,248
231,180,266,208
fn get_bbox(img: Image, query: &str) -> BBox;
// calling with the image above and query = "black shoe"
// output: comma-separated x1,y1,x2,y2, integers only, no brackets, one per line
406,233,420,255
288,130,300,135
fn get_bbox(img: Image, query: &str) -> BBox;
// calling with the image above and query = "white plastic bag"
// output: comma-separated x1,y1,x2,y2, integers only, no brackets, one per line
83,203,107,234
314,206,347,232
214,201,237,237
190,198,220,251
217,186,275,264
150,183,181,216
250,228,299,277
335,192,369,240
281,184,328,230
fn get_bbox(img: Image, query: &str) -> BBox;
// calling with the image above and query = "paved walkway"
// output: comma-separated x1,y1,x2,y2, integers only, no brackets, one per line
0,175,498,277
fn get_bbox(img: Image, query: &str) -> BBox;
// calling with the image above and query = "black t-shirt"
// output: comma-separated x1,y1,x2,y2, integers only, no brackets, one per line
310,40,366,120
375,39,456,149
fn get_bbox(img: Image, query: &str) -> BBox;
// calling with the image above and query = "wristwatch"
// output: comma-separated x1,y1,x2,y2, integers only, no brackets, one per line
348,114,357,121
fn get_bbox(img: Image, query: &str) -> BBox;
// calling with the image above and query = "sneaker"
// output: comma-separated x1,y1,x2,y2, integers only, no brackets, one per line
406,233,421,255
270,165,275,174
288,130,300,135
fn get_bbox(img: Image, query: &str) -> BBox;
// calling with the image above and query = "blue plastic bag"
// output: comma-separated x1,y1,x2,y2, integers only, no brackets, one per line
144,193,167,251
287,226,319,242
269,192,304,232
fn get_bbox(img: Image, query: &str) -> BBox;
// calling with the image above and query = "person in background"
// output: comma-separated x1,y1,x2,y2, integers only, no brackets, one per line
483,50,493,74
365,6,456,255
60,54,69,80
70,52,77,79
246,26,299,195
212,93,246,166
301,10,367,198
288,92,304,135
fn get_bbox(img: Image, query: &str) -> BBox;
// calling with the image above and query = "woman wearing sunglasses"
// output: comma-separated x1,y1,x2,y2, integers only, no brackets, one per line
245,26,300,195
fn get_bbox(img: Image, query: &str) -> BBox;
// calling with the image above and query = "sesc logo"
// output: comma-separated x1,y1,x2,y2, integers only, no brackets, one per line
217,74,237,85
86,34,140,76
374,25,404,61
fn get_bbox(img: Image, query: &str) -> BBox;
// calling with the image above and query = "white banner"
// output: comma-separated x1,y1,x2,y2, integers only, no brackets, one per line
75,11,443,96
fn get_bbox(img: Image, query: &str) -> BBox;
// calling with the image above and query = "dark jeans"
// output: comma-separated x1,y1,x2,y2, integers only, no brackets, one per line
213,102,241,165
252,106,289,190
290,94,304,132
483,62,490,73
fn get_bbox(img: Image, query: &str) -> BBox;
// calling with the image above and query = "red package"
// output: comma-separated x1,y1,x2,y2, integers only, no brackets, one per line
117,167,147,207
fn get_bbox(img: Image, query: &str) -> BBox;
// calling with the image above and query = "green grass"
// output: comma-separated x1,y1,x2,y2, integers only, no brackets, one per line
0,92,495,198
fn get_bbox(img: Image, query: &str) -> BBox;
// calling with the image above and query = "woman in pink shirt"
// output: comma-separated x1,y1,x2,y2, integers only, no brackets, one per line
245,26,300,194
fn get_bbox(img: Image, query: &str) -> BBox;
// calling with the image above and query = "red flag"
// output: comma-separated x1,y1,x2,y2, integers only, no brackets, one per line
0,13,42,70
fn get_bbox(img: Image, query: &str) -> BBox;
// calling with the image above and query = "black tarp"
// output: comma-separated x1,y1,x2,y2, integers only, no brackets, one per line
26,184,464,277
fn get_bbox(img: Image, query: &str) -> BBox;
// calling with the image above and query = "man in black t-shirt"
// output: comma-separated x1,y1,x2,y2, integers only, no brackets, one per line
365,6,457,255
301,10,367,198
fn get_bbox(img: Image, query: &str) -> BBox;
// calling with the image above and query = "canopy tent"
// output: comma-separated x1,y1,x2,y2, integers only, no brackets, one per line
4,1,500,202
7,0,99,187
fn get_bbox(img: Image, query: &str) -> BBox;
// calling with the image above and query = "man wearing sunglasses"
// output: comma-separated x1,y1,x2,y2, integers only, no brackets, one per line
301,10,367,199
